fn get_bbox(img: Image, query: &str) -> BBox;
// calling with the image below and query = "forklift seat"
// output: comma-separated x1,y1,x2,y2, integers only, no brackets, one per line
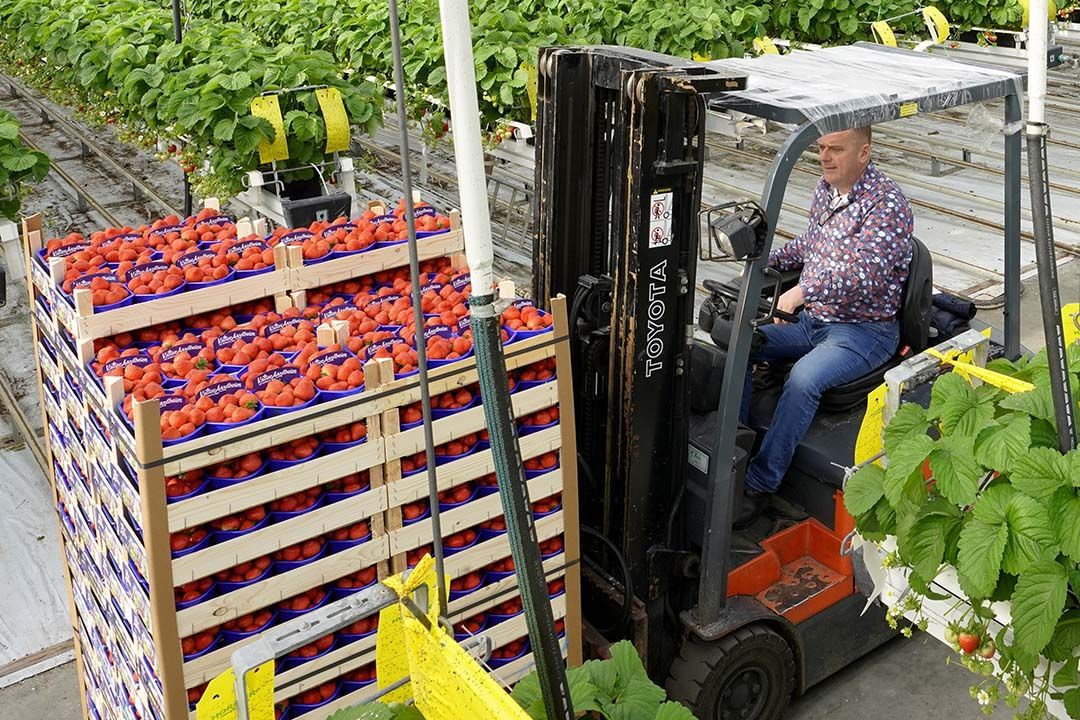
816,235,933,412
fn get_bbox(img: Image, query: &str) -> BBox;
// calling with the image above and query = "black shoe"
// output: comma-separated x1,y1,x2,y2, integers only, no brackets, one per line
735,489,770,530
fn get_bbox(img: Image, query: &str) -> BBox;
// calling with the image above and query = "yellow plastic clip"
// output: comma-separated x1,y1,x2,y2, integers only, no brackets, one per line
315,87,351,155
249,95,290,164
753,37,781,55
871,20,898,47
926,348,1035,394
922,7,951,44
1063,303,1080,347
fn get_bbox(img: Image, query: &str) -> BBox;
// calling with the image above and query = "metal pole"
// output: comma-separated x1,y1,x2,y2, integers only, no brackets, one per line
1004,92,1023,360
1027,1,1077,450
172,0,193,217
386,0,448,616
436,0,574,716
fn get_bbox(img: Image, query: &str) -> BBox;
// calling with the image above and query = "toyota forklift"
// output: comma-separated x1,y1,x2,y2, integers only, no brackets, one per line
532,44,1028,718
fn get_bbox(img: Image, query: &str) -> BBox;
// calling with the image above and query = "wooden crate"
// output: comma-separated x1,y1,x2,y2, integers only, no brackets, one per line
26,206,581,720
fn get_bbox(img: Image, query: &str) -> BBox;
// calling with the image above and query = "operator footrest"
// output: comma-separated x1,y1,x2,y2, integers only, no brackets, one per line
726,519,853,624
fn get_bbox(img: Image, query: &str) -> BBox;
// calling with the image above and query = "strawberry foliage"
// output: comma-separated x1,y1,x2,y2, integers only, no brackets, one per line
847,346,1080,718
0,109,49,220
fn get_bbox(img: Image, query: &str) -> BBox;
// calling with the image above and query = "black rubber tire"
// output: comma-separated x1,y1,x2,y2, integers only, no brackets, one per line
666,624,796,720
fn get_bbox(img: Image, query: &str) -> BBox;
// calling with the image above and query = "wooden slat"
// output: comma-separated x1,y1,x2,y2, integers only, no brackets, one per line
171,489,388,585
447,555,567,622
175,537,389,637
389,474,563,556
382,381,559,461
166,439,385,532
386,424,562,508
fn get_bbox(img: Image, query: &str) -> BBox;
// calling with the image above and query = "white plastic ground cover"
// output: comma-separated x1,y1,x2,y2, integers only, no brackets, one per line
861,536,1070,719
0,446,73,688
708,44,1023,130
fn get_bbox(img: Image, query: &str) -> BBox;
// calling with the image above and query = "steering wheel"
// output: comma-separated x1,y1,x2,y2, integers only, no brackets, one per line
703,276,801,325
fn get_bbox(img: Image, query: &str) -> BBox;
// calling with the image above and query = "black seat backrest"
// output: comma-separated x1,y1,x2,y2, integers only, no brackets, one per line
899,236,933,353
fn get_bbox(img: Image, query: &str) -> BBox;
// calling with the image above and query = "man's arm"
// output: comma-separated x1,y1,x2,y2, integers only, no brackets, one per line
768,234,806,271
850,190,914,308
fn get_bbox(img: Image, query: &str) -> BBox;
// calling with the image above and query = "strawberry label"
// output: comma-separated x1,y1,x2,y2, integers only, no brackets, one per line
321,223,356,237
159,342,205,363
231,239,268,255
49,241,91,259
72,272,120,290
149,224,183,238
196,378,244,401
424,325,453,342
414,206,437,218
512,299,536,310
371,214,396,226
102,352,152,375
456,316,471,333
194,215,234,229
264,316,308,337
320,302,357,320
251,365,301,391
420,282,443,295
365,336,398,360
310,350,352,367
176,249,215,269
125,261,170,280
451,273,471,292
281,230,314,245
157,394,187,413
214,329,257,352
375,294,404,305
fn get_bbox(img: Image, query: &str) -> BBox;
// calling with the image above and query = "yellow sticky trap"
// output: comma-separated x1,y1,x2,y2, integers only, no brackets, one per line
926,348,1035,394
753,37,780,55
195,662,275,720
315,87,351,154
250,95,289,164
1020,0,1057,27
524,64,539,122
376,555,533,720
922,7,951,44
692,52,712,62
1063,303,1080,347
899,102,919,118
854,384,888,466
871,20,898,47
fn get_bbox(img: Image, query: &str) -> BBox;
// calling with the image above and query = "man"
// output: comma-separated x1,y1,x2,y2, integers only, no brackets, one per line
737,125,913,527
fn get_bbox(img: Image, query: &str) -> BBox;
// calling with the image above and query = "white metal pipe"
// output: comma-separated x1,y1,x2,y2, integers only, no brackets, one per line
1029,0,1048,124
437,0,495,295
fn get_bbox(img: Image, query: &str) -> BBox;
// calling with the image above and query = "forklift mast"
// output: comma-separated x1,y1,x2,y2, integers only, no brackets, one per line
533,46,747,662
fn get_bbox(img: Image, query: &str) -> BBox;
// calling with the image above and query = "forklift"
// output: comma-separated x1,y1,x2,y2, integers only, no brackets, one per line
532,43,1026,718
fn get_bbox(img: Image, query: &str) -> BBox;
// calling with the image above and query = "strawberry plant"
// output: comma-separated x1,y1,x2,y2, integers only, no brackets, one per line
845,347,1080,718
0,109,50,220
326,641,694,719
0,0,382,198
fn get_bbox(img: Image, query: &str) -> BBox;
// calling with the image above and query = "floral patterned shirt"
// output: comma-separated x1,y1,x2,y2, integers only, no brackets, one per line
768,162,913,323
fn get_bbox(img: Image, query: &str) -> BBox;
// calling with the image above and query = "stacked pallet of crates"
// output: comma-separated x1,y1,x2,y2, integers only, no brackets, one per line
22,199,582,720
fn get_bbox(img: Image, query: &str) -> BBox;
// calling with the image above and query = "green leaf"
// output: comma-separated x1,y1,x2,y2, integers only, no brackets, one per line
1011,446,1070,501
1055,656,1080,687
219,70,252,91
929,371,973,419
214,117,236,142
884,403,928,456
1064,687,1080,718
1050,486,1080,562
956,518,1008,598
940,388,996,438
1011,559,1067,658
884,434,933,507
929,434,981,506
0,122,18,140
1002,492,1056,575
843,463,885,516
974,413,1031,473
655,702,698,720
0,153,38,172
1046,610,1080,664
973,483,1014,525
900,504,958,580
1000,384,1057,423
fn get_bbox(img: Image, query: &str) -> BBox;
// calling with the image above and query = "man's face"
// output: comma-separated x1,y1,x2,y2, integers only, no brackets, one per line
817,129,870,191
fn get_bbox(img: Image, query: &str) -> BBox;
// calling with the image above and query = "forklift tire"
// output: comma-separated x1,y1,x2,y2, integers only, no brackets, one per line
666,624,795,720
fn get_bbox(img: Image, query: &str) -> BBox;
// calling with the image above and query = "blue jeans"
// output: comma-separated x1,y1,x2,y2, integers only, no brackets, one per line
741,313,899,494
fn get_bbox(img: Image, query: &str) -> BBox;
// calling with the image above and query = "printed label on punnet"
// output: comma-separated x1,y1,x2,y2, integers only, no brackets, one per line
49,241,91,259
159,342,205,362
264,316,308,336
451,273,471,291
215,329,257,351
365,336,398,360
321,302,357,320
310,350,351,367
251,366,301,390
197,379,244,401
176,249,215,268
101,353,152,375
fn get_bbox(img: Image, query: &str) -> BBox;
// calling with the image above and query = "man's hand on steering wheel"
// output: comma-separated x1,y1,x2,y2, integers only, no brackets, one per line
775,284,804,324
